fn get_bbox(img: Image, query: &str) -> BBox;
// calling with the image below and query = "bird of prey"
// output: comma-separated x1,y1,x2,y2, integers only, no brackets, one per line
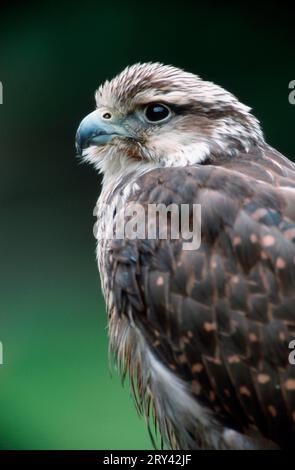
76,63,295,450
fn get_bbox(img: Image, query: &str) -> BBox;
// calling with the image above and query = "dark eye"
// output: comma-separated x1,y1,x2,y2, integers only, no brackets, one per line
144,103,171,123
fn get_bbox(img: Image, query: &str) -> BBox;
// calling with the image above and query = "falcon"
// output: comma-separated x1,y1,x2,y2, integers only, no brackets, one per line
76,63,295,450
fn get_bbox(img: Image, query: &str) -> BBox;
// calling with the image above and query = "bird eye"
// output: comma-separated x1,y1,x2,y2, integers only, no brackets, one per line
144,103,171,123
102,112,112,119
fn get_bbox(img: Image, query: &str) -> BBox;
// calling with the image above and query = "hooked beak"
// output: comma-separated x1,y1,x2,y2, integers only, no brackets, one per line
75,110,132,155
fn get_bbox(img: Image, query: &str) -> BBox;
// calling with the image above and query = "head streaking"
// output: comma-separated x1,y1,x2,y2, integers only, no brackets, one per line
76,63,263,183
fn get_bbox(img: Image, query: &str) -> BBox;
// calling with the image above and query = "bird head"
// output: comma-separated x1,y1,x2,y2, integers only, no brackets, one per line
76,63,263,182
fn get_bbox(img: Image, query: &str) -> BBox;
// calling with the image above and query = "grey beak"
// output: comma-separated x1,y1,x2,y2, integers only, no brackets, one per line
75,110,130,155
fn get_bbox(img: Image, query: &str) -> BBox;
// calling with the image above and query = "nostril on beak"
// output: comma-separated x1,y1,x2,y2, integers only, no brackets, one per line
75,110,133,155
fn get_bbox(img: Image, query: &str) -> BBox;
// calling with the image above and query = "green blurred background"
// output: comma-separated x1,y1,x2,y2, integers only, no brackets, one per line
0,0,294,450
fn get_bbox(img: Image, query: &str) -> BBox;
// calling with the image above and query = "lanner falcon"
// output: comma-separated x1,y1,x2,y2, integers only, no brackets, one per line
76,63,295,450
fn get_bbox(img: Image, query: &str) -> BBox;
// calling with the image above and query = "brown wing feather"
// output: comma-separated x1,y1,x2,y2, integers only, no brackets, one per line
105,144,295,448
